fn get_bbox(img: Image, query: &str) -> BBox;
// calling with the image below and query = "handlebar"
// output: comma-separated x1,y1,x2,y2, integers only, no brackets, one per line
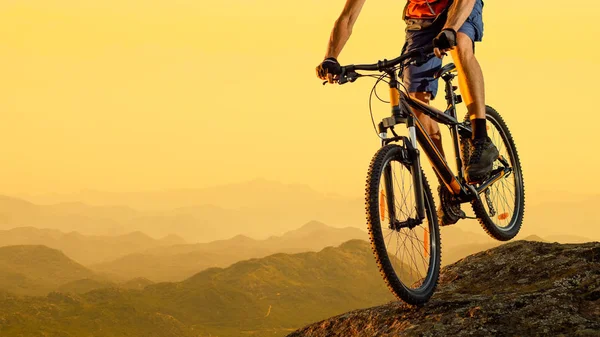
332,46,435,85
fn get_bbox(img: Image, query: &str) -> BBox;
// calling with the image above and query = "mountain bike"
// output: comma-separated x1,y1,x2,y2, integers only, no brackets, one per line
331,47,524,305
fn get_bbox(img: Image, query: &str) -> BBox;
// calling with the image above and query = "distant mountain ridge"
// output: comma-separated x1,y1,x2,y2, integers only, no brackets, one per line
19,178,348,210
8,181,600,242
439,232,548,266
0,227,186,265
91,220,368,281
3,180,365,240
1,219,589,283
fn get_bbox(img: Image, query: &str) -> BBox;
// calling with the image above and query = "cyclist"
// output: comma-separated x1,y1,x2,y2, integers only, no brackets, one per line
316,0,498,226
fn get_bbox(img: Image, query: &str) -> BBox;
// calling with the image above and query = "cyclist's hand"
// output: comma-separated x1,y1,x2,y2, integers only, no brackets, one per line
433,28,457,59
316,57,341,84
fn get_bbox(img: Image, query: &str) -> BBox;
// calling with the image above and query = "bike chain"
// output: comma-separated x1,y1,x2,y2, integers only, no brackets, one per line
484,189,496,216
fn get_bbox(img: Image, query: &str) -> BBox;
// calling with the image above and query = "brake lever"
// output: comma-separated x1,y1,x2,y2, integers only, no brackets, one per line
337,67,348,85
344,71,361,83
338,68,362,85
321,67,360,85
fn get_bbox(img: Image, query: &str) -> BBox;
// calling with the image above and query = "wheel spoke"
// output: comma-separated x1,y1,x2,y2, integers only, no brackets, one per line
404,230,423,281
407,229,429,275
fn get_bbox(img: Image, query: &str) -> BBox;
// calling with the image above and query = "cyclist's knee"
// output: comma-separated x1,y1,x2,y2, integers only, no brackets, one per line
430,129,442,142
455,32,475,62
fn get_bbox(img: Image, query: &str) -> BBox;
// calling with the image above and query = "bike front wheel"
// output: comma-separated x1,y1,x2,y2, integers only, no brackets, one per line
365,144,441,305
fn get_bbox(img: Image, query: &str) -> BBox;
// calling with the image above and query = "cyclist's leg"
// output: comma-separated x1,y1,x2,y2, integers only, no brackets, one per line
451,0,498,182
451,34,485,121
450,0,486,130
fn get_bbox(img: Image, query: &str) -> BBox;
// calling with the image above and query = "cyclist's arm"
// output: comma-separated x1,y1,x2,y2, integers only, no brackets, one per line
324,0,367,59
443,0,476,32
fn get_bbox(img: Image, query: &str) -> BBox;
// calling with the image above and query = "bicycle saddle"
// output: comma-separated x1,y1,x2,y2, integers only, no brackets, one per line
434,63,457,79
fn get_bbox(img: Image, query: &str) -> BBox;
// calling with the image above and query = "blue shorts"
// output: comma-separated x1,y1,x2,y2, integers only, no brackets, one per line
402,0,484,99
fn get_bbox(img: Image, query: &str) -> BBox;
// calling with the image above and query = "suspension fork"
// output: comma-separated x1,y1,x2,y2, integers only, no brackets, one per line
383,74,426,221
407,115,426,221
383,165,397,224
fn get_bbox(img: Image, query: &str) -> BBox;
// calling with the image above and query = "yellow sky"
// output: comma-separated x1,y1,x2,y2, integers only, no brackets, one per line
1,0,599,203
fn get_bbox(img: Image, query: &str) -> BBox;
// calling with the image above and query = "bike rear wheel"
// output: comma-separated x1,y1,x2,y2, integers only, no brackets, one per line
365,144,441,305
461,106,525,241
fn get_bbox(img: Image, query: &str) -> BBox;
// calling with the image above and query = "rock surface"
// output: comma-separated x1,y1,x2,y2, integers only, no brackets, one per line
288,241,600,337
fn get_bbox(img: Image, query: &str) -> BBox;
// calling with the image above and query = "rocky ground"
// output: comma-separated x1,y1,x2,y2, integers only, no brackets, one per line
288,241,600,337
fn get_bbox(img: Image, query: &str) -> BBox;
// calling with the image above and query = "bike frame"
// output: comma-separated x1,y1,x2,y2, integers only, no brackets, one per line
377,67,510,223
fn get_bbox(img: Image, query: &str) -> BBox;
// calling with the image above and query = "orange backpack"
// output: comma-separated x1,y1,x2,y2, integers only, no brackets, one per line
404,0,451,19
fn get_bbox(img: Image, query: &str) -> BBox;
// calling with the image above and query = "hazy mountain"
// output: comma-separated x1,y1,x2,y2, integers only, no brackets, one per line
0,240,396,337
92,221,367,281
442,242,502,266
440,232,548,266
439,226,496,249
521,234,546,242
119,277,154,290
545,234,595,243
11,179,365,240
272,220,368,251
10,181,600,243
522,195,600,241
20,178,357,211
0,245,98,296
0,196,133,236
0,195,227,241
146,220,367,255
0,227,186,264
56,277,155,294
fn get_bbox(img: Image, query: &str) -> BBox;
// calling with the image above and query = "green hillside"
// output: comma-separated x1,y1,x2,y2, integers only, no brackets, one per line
138,240,395,333
0,240,396,337
0,291,196,337
0,245,97,296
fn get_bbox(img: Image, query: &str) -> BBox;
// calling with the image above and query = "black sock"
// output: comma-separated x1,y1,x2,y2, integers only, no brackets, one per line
471,118,487,140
